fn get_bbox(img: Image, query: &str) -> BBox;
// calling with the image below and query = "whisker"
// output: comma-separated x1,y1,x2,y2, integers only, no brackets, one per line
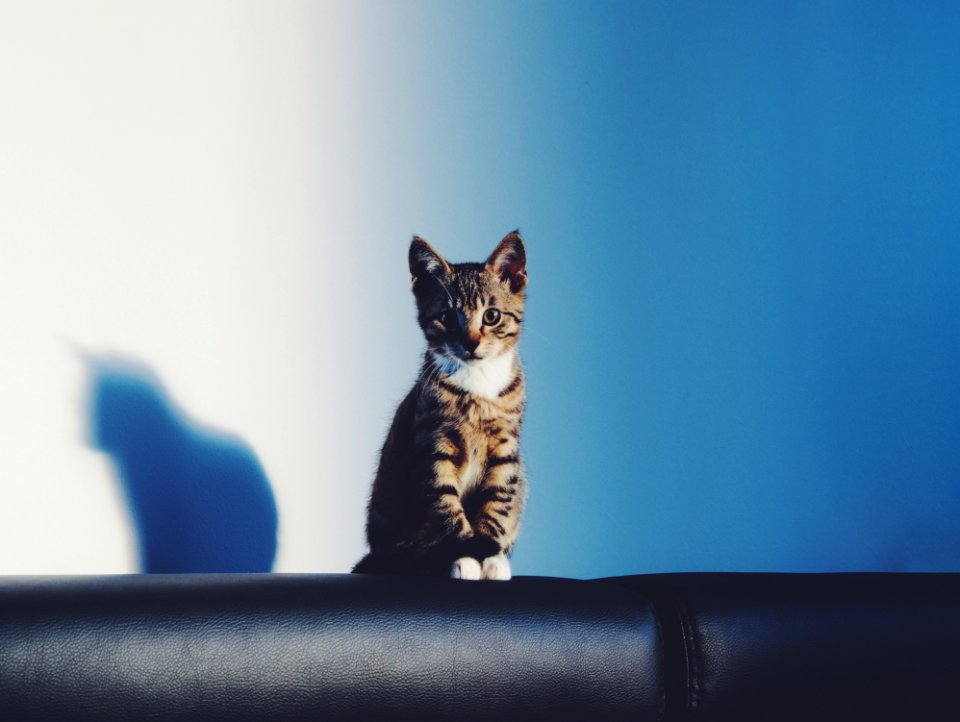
427,360,443,387
424,353,448,388
522,324,552,345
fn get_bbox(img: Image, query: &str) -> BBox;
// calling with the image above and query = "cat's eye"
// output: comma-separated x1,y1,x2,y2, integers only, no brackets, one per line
439,309,462,330
482,308,502,326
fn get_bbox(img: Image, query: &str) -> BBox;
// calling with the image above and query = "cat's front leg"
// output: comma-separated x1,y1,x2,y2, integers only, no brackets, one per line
451,552,511,580
421,427,474,540
422,429,513,580
452,553,511,580
470,460,525,566
481,553,511,580
448,531,501,580
451,548,511,580
450,556,482,580
449,475,523,581
421,464,480,580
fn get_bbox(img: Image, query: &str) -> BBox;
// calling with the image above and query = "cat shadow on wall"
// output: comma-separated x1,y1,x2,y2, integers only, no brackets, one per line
82,355,278,573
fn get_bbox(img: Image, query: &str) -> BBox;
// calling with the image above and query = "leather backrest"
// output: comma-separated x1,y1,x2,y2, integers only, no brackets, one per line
0,574,662,721
3,572,959,721
612,573,960,721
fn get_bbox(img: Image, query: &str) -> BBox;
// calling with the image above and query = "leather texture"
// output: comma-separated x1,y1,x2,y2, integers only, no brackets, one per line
2,573,959,720
612,572,960,721
0,574,661,721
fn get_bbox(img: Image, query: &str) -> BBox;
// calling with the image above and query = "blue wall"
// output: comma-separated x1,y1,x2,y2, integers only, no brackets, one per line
348,1,960,576
4,3,956,577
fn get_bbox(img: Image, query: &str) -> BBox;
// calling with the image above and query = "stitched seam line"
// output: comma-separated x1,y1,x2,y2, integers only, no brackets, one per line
679,601,701,711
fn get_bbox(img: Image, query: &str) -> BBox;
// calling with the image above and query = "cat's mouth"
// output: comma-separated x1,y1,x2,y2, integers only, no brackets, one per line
433,349,482,373
441,345,483,363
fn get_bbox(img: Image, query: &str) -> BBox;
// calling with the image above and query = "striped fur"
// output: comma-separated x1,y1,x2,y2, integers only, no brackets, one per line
353,231,528,579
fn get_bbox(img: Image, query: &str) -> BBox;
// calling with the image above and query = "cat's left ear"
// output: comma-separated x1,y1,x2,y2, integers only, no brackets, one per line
409,236,452,284
486,230,527,293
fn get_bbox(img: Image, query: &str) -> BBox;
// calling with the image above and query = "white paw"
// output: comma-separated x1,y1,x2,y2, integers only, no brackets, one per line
451,556,482,580
481,554,512,581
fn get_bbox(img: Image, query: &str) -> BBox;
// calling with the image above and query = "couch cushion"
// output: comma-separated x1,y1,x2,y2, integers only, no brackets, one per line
0,574,662,721
611,572,960,721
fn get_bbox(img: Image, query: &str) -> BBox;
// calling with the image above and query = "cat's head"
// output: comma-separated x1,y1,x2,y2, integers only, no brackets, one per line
409,231,526,369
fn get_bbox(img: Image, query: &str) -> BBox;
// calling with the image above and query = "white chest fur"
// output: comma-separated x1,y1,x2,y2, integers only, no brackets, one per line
443,349,517,400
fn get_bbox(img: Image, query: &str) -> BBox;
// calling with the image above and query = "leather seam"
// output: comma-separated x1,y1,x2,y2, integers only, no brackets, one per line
679,600,701,711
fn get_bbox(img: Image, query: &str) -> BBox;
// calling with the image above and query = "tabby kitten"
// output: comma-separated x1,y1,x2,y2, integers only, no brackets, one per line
353,231,528,580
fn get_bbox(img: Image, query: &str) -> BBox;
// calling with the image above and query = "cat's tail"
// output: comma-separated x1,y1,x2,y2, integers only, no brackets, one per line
351,551,397,575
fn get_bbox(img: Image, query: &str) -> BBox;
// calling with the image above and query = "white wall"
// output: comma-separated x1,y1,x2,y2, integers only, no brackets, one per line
0,2,378,573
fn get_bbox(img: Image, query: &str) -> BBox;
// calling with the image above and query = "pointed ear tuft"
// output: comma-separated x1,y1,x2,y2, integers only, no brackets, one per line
486,230,527,293
409,236,452,283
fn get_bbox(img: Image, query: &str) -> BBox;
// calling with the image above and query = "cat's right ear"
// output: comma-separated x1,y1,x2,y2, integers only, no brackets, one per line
409,237,452,286
487,230,527,293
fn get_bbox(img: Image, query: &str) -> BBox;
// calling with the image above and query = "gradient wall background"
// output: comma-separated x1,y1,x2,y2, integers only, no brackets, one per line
1,1,957,577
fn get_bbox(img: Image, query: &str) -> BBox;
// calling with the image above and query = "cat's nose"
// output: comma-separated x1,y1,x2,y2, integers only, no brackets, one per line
463,335,480,353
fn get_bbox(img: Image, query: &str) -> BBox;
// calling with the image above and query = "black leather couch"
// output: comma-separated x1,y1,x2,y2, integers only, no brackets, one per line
1,573,957,720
